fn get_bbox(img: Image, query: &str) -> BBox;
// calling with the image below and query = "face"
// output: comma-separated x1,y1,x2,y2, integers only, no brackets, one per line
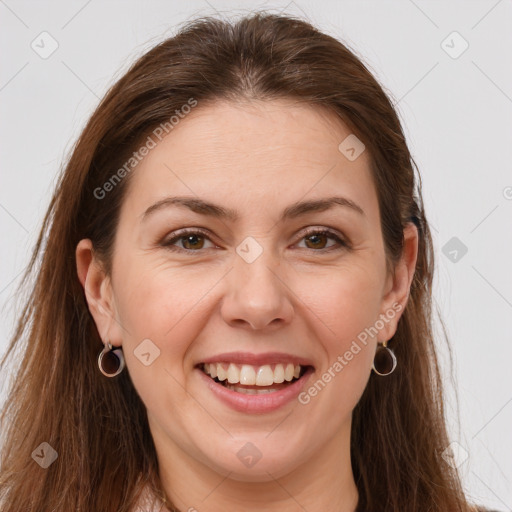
77,98,417,483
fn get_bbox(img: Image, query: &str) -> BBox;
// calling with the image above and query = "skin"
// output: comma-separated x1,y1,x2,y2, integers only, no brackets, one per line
76,98,418,512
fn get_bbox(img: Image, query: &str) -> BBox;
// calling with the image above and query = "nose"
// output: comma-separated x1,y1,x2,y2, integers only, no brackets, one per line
220,249,294,331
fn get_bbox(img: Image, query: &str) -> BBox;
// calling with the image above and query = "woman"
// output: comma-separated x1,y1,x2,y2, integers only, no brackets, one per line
0,11,498,512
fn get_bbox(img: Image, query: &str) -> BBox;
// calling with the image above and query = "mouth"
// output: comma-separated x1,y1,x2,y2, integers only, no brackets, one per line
196,362,313,395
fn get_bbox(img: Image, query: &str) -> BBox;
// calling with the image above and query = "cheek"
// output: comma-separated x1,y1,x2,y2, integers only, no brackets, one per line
111,262,208,399
297,274,379,426
113,249,383,407
115,252,384,361
304,260,384,343
114,258,209,338
303,265,381,390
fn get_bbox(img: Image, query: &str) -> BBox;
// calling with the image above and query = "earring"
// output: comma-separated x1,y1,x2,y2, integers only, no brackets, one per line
372,340,397,376
98,340,125,377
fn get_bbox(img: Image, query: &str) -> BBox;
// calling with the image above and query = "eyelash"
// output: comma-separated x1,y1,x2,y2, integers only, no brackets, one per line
160,227,349,254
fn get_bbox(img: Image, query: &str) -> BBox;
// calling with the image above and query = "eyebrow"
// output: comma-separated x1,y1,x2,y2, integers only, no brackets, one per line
141,195,365,223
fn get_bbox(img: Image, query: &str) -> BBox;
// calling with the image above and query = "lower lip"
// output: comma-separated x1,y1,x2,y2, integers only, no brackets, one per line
196,366,315,414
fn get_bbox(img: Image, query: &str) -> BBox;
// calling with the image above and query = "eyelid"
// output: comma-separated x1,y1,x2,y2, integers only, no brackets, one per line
295,226,349,250
160,226,350,252
161,227,218,250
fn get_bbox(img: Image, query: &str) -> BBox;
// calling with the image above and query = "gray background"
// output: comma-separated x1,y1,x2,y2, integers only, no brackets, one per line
1,1,511,510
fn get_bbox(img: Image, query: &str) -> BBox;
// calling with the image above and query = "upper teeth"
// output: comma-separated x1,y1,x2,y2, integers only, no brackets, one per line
203,362,302,386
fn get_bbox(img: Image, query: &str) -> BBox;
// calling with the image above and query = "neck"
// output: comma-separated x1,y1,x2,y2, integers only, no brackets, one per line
152,416,359,512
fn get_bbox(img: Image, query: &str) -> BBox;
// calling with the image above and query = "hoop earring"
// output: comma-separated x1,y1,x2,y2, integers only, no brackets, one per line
372,340,397,376
98,341,125,377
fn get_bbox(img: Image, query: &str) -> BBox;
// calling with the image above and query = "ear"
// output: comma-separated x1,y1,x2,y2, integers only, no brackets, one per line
76,239,123,347
377,222,419,341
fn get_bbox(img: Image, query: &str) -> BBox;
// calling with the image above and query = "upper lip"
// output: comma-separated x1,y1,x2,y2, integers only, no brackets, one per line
197,351,315,368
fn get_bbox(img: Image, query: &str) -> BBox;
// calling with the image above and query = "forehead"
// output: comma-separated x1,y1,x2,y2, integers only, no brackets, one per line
121,98,377,221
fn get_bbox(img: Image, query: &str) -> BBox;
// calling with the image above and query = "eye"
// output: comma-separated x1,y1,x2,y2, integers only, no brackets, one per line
160,227,349,253
161,228,216,252
296,228,348,251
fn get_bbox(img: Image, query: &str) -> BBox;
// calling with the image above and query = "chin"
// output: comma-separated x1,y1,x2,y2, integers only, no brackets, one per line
199,439,303,482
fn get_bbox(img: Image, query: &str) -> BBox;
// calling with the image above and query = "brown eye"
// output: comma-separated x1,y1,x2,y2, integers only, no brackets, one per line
161,229,215,252
161,227,348,254
304,232,329,249
298,229,347,251
181,233,205,250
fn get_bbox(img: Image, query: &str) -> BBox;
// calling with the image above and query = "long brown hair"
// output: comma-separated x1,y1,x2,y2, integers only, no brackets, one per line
0,11,484,512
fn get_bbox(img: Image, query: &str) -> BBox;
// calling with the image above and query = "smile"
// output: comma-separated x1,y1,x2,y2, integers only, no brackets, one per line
195,361,315,413
202,361,305,387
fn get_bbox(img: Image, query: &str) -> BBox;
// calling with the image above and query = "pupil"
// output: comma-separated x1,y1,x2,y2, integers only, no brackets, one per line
184,235,203,249
307,234,325,249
